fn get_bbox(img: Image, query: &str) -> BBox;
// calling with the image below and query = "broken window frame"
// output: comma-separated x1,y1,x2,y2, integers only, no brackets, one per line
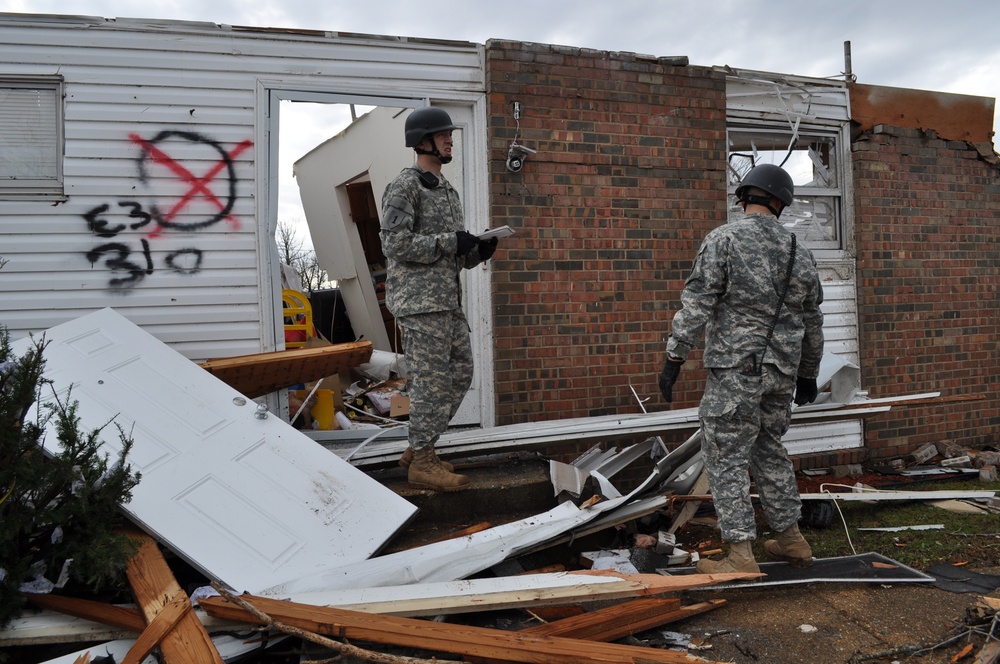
726,121,851,258
0,75,64,200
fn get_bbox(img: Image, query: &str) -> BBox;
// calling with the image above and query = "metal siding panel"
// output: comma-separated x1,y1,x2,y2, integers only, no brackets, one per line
726,74,850,123
0,17,483,363
785,420,863,456
787,275,862,452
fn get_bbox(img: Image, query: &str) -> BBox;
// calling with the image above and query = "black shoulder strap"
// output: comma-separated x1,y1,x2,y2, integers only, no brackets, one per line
758,233,797,370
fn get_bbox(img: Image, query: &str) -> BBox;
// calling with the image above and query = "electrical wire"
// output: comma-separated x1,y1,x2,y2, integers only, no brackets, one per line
820,486,857,555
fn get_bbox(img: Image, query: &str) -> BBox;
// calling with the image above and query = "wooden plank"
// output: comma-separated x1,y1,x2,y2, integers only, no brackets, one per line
667,470,710,535
125,531,224,664
423,522,493,545
464,598,681,664
197,341,372,398
22,594,146,632
468,599,726,664
198,593,721,664
275,570,760,618
524,598,726,641
525,605,587,623
122,592,191,664
975,639,1000,664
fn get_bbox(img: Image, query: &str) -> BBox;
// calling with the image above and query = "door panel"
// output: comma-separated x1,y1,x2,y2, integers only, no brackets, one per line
14,308,417,593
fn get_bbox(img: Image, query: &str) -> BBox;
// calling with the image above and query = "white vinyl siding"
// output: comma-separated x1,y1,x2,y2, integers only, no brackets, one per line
0,15,483,362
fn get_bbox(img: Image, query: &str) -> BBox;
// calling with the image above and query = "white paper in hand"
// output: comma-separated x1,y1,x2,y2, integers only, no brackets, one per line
477,225,515,241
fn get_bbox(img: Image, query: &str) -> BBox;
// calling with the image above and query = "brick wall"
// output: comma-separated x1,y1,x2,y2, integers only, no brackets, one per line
484,40,727,430
853,124,1000,458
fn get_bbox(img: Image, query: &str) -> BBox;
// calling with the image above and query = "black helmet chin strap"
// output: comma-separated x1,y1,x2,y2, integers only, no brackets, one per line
414,142,452,164
742,193,783,218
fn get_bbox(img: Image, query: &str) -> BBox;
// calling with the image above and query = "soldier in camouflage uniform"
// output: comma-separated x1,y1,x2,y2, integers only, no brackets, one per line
657,163,824,573
380,107,499,492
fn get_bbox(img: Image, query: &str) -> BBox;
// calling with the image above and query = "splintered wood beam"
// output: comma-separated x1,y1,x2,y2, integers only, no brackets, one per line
523,598,726,641
197,341,372,398
124,531,224,664
121,592,191,664
198,593,722,664
468,598,727,664
22,593,146,633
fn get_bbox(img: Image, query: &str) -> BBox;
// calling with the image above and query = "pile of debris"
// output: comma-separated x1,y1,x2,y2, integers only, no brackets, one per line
3,309,998,664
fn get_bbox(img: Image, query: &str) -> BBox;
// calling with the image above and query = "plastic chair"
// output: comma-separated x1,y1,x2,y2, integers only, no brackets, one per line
282,289,313,348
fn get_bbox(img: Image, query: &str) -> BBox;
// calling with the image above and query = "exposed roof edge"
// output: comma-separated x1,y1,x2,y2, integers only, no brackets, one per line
0,12,479,49
849,82,995,144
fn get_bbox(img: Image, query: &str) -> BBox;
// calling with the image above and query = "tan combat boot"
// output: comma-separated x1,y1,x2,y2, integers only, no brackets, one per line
399,446,454,472
407,448,470,492
695,540,760,574
763,523,813,568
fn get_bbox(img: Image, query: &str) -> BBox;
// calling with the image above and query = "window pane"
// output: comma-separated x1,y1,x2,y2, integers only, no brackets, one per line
727,194,840,249
0,85,60,183
728,131,837,189
727,127,843,252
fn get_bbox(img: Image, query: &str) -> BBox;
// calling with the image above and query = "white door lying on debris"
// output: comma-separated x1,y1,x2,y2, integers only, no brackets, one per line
14,308,417,593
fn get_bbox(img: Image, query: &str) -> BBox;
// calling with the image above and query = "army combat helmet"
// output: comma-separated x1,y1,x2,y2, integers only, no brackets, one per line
735,163,794,218
404,107,457,163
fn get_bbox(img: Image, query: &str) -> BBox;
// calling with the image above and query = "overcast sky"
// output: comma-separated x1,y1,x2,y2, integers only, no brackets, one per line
3,1,998,246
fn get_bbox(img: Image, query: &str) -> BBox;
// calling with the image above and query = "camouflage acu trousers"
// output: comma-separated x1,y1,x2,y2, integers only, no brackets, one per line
699,365,801,543
397,309,474,451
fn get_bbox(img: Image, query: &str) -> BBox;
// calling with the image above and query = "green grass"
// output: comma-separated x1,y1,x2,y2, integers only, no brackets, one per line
784,478,1000,570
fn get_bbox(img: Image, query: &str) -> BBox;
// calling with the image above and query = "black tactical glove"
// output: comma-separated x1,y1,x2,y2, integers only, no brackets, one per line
455,230,478,257
658,355,684,403
478,237,499,261
793,376,818,405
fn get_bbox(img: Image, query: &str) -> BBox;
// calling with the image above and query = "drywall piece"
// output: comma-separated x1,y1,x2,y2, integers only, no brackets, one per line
294,107,412,353
12,308,417,594
39,634,268,664
0,610,135,647
927,499,992,514
268,425,720,596
817,352,861,404
262,496,641,595
0,607,249,649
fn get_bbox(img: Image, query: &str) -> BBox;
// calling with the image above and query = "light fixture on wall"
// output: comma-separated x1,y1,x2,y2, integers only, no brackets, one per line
506,141,536,173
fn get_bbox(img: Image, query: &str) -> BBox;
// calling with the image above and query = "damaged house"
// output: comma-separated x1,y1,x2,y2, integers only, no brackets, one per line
0,13,995,466
1,10,999,664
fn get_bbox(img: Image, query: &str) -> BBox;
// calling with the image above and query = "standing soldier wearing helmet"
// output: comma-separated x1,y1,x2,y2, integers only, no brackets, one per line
656,163,825,572
380,107,499,492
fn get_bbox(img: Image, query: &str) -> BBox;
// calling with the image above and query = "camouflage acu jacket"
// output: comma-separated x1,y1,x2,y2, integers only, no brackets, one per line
379,166,485,317
666,212,825,379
